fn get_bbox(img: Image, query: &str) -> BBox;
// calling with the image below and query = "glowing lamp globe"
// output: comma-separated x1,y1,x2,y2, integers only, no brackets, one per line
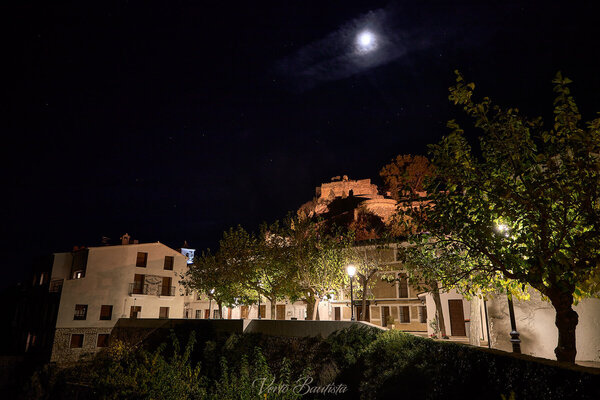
347,265,357,277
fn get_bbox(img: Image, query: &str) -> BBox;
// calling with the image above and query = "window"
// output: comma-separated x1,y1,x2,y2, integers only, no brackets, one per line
195,310,202,319
164,256,174,270
398,274,409,298
161,277,173,296
419,306,427,323
49,279,64,293
213,309,221,319
159,307,169,319
70,334,84,348
74,304,88,320
399,306,410,323
136,252,148,267
130,306,141,319
97,334,110,348
132,274,146,294
100,305,113,320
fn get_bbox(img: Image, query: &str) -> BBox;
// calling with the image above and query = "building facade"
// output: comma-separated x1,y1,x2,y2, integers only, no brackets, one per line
49,238,188,364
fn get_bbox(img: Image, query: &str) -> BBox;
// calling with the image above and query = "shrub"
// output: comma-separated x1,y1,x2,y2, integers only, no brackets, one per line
326,324,381,369
359,330,600,400
210,347,302,400
90,332,207,400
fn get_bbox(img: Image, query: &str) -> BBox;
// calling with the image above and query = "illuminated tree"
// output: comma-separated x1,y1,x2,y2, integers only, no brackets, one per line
287,217,353,320
380,154,434,199
401,71,600,362
183,250,247,318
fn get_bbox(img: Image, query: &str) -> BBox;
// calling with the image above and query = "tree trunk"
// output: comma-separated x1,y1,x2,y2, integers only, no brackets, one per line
269,298,276,320
305,295,316,320
217,301,223,319
549,290,579,363
360,277,369,321
431,283,447,337
312,297,321,320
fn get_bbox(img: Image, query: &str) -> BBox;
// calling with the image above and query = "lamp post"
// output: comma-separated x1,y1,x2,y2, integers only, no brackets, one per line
507,290,521,354
258,292,262,319
208,288,215,319
347,265,356,321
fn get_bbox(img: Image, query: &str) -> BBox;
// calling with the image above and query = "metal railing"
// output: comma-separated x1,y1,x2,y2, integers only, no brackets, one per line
128,283,175,296
160,285,175,296
129,282,149,295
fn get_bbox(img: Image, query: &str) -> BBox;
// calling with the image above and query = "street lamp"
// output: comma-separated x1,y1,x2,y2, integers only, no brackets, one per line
494,222,521,353
258,292,262,319
506,290,521,353
347,265,356,321
208,288,215,319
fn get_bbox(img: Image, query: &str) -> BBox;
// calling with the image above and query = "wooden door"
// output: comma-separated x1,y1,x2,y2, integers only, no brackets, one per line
259,305,266,318
334,307,340,321
276,305,286,320
448,299,466,336
204,309,210,319
133,274,145,294
381,306,390,327
241,306,249,319
161,277,172,295
130,306,141,319
356,305,370,321
228,308,232,319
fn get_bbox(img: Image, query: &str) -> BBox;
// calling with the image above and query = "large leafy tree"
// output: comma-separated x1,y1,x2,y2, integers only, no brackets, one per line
287,217,353,320
401,71,600,363
182,250,245,318
186,225,296,320
348,241,396,321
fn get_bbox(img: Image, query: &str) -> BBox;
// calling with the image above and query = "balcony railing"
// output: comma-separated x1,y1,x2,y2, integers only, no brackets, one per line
128,283,174,296
160,286,175,296
129,282,149,295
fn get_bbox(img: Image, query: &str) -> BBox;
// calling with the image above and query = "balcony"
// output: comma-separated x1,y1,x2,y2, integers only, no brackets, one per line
128,283,175,296
129,282,149,295
160,286,175,296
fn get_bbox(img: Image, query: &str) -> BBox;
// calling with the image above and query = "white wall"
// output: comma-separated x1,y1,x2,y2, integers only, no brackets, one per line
54,242,188,329
487,289,600,362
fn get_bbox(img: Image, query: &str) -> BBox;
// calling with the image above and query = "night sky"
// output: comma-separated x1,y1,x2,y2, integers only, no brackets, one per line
4,1,600,287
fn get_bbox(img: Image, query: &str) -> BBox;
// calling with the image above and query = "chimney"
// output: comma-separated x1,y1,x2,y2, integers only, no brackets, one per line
120,233,131,245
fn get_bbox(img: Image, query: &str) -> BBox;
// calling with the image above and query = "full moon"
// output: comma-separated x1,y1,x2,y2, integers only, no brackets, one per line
356,30,377,52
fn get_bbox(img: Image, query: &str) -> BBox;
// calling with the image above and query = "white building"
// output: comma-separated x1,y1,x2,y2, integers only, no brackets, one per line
49,235,188,364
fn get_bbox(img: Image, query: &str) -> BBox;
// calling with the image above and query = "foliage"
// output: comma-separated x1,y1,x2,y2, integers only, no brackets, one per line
23,328,600,399
359,330,600,400
287,217,354,319
182,249,245,309
380,154,435,199
211,348,302,400
399,71,600,362
184,224,298,318
326,324,381,369
90,333,206,400
348,240,397,321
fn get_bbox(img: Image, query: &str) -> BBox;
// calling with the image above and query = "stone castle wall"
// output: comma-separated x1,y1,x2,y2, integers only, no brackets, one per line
316,177,380,201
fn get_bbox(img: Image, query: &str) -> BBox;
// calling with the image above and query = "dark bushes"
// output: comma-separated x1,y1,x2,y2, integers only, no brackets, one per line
358,330,600,400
